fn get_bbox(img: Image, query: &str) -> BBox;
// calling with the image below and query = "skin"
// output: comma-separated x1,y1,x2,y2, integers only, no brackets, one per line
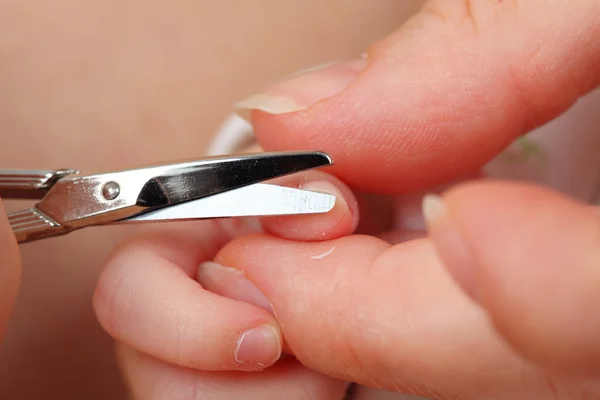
3,1,600,399
0,1,420,399
95,1,600,399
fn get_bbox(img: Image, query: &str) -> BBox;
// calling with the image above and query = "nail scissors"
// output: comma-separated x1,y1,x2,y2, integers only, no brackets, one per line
0,152,336,244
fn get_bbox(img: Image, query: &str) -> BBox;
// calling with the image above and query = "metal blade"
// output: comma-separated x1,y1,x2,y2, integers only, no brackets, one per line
29,152,333,232
136,151,333,208
123,183,335,222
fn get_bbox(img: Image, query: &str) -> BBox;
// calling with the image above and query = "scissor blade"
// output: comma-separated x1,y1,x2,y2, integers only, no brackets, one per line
124,183,335,222
136,151,333,208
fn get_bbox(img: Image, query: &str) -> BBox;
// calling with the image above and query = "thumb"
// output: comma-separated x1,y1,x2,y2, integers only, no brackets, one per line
0,200,21,340
237,0,600,194
424,181,600,377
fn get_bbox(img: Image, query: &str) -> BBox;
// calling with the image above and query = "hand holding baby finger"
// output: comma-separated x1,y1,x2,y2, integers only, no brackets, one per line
92,170,358,373
214,217,600,399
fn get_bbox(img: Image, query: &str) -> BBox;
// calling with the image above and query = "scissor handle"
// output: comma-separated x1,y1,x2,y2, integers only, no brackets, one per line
0,169,77,200
7,208,65,243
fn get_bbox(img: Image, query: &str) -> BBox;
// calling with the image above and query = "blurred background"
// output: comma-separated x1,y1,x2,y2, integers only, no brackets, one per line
3,1,600,398
0,1,423,398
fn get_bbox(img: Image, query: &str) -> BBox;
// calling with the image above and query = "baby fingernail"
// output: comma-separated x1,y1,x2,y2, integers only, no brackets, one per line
197,262,273,313
301,180,348,214
235,325,281,366
235,58,366,118
422,194,448,224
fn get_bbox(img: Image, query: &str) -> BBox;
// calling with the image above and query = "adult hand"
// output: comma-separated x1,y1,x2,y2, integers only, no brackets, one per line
0,201,21,341
240,0,600,194
223,0,600,398
94,1,600,399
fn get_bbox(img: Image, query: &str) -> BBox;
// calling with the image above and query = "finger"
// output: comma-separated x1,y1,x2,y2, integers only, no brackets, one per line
195,171,357,349
235,141,359,241
0,200,20,340
424,181,600,377
390,170,485,234
116,344,349,400
236,0,600,193
213,234,586,398
261,170,359,241
93,220,283,372
93,170,354,371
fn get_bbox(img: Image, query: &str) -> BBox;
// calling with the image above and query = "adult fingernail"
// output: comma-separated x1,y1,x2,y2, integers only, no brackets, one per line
197,262,273,313
422,194,478,300
422,194,447,223
235,325,281,366
235,58,366,118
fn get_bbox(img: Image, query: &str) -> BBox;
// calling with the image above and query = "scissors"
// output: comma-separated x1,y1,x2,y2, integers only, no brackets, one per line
0,151,336,244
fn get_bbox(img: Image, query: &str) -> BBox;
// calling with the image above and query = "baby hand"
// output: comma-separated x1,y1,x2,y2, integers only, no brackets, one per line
92,169,358,399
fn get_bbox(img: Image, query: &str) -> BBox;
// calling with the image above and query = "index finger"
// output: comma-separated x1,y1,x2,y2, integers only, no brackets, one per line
238,0,600,193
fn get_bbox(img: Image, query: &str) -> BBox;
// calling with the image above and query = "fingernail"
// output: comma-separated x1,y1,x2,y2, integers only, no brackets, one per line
393,194,427,231
235,325,281,366
259,178,355,240
235,58,366,118
422,194,478,300
197,262,273,313
282,179,354,240
422,194,447,224
301,180,348,215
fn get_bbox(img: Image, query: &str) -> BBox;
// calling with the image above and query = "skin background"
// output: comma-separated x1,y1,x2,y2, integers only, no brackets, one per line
2,1,600,399
0,1,423,398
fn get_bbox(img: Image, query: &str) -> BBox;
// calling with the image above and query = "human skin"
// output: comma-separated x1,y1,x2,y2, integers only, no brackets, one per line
3,1,600,393
89,1,600,399
0,1,423,398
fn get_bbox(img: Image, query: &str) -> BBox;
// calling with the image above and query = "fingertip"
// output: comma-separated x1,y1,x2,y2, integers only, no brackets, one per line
235,324,282,367
260,172,358,241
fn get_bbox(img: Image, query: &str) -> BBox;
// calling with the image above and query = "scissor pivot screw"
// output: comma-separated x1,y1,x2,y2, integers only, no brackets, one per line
102,182,120,200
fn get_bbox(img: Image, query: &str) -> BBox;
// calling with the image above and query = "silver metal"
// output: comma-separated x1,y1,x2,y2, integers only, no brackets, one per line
2,151,335,243
7,209,61,242
102,182,120,200
0,169,77,199
129,183,335,222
